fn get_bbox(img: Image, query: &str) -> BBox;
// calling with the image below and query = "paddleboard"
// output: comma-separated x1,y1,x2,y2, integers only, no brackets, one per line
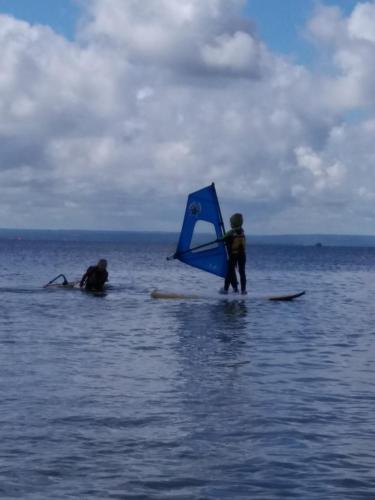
44,281,107,294
150,289,305,301
44,281,80,289
266,291,305,301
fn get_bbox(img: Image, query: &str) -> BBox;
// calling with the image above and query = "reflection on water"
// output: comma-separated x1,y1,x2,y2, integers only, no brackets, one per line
173,299,250,363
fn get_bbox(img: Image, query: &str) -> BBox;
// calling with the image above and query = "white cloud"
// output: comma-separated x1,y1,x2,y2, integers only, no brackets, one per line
307,5,345,45
1,1,375,233
348,2,375,43
307,2,375,109
295,146,346,191
201,31,264,75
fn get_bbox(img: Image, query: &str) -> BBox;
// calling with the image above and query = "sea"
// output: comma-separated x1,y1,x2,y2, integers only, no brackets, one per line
1,231,375,500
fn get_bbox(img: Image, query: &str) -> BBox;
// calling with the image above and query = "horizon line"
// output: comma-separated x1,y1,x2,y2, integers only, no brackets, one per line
2,227,375,239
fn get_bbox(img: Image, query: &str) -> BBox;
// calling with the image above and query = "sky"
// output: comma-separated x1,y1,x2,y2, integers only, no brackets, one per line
1,0,375,234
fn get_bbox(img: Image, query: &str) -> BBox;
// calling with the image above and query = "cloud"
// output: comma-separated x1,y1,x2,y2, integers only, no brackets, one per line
294,145,346,191
348,2,375,43
1,1,375,233
307,2,375,109
201,31,266,76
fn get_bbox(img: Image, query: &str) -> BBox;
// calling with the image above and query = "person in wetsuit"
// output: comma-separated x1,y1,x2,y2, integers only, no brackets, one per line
80,259,108,291
220,213,247,295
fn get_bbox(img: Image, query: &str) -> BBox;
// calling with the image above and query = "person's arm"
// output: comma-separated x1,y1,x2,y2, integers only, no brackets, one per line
219,229,234,241
79,272,87,288
79,266,91,287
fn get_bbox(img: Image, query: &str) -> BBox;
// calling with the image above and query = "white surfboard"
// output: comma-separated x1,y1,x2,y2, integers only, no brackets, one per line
150,289,305,301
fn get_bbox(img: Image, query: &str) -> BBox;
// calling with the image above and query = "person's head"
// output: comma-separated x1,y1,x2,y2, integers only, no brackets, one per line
230,213,243,229
97,259,107,270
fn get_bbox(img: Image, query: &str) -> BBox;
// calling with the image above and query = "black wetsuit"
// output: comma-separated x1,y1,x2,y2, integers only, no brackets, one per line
80,266,108,291
224,228,247,293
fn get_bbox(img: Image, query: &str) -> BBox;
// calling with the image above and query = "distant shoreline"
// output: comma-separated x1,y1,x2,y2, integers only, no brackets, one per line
2,228,375,247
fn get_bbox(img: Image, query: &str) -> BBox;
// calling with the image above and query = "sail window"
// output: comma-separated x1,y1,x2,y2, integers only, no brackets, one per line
190,220,219,251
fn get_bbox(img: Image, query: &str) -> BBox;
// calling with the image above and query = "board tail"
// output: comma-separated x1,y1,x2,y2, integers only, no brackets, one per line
173,183,228,278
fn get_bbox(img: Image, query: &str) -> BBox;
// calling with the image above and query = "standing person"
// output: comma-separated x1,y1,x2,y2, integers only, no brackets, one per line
220,213,247,295
80,259,108,291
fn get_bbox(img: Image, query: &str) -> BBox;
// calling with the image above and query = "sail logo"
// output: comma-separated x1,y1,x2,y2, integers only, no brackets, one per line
188,202,201,216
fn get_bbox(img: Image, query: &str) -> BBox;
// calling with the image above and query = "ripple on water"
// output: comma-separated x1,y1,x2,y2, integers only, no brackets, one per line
1,241,375,498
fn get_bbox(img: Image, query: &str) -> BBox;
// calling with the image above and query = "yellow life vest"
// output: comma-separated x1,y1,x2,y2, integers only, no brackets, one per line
228,229,246,254
232,233,246,253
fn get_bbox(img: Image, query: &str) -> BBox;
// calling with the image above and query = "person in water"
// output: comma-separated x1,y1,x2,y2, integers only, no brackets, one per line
220,213,247,295
80,259,108,291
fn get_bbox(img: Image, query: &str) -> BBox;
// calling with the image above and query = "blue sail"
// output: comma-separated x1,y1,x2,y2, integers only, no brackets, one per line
174,183,228,278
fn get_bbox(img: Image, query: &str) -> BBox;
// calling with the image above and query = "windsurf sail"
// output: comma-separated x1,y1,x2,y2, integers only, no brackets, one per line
171,183,228,277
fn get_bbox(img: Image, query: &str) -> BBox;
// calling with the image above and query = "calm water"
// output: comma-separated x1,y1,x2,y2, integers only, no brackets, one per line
1,235,375,499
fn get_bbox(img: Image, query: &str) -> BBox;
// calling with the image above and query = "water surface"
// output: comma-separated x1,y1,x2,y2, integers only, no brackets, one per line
1,236,375,499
